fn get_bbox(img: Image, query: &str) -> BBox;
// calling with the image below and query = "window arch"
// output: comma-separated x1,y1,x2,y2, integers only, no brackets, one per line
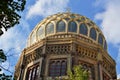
46,22,54,35
90,28,97,40
79,23,88,35
37,26,45,39
61,61,67,76
56,20,66,32
26,64,39,80
68,21,77,32
98,34,103,45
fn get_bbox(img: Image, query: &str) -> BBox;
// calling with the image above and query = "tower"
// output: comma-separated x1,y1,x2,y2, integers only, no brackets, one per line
14,12,117,80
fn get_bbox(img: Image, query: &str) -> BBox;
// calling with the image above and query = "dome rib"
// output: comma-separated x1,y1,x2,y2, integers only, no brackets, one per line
27,12,107,51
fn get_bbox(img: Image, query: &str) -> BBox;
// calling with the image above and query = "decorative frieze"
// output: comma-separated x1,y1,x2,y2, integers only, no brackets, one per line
76,45,97,60
102,56,116,78
46,44,71,54
24,47,42,65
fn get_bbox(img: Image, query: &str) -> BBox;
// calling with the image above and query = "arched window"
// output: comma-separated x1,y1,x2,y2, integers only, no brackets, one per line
104,41,107,50
68,21,77,32
56,21,66,32
49,59,67,77
37,26,45,39
90,28,97,40
26,64,39,80
61,61,67,76
46,22,54,35
98,34,103,45
79,23,88,35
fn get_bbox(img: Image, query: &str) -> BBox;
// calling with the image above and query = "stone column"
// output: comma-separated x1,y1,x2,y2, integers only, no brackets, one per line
19,49,26,80
97,50,103,80
40,44,47,80
94,64,99,80
99,62,103,80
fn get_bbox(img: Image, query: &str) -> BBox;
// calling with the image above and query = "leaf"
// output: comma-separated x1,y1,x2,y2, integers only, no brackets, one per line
0,0,26,36
67,65,89,80
0,49,7,62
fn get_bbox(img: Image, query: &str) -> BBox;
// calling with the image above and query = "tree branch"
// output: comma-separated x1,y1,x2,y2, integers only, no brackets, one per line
0,65,13,74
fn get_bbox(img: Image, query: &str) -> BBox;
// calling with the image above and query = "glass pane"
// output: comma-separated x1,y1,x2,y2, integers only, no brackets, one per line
49,59,67,77
36,66,39,75
31,32,36,44
49,62,56,77
68,21,77,32
79,23,88,35
56,21,66,32
89,66,95,80
98,34,103,45
37,26,45,39
32,68,36,80
55,61,61,76
28,70,32,80
104,41,107,50
35,66,39,79
61,61,67,76
90,28,97,40
46,23,54,35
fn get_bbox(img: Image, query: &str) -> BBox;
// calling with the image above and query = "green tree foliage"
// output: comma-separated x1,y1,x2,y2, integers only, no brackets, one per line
67,65,89,80
0,0,26,36
0,49,6,62
0,0,26,79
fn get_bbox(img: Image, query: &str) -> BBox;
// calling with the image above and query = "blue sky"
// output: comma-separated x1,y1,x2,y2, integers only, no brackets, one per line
0,0,120,79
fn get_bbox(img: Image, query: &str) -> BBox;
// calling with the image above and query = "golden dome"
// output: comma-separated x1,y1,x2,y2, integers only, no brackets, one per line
27,12,107,50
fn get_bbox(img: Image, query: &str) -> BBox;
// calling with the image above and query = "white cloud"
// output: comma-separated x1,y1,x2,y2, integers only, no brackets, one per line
0,19,30,53
95,0,120,64
95,0,120,44
0,70,3,74
26,0,69,19
118,74,120,79
0,0,69,74
1,61,15,75
94,0,120,77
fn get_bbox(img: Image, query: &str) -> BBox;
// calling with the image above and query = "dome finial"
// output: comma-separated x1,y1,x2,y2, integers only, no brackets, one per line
66,7,71,13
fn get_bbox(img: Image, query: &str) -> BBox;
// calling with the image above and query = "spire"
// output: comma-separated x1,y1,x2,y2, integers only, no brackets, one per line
66,7,71,13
